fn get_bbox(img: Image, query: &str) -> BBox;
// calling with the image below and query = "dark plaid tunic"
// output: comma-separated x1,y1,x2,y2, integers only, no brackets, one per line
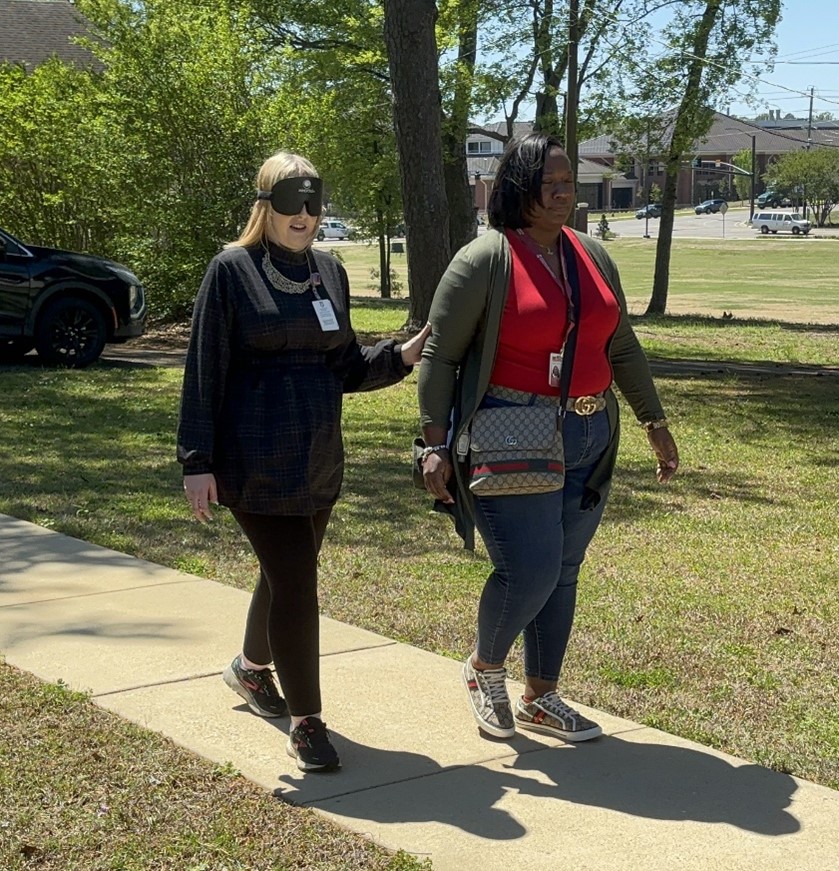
177,241,411,515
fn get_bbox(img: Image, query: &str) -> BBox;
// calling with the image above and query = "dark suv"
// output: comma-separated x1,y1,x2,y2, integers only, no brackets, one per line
694,198,727,215
0,228,146,366
756,190,792,208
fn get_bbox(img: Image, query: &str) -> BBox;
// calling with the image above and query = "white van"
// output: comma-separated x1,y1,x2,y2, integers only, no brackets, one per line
751,212,811,235
317,219,351,241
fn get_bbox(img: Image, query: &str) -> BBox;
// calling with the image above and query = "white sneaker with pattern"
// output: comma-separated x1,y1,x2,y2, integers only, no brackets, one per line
462,656,515,738
515,691,602,742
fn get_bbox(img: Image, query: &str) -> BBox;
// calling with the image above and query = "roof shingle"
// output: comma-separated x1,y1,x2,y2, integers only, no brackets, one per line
0,0,100,70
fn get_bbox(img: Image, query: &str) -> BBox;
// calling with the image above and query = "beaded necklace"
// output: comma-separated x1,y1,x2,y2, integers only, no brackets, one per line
261,252,312,294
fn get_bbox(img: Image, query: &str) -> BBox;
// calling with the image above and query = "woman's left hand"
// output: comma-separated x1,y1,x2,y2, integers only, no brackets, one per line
648,427,679,484
400,323,432,366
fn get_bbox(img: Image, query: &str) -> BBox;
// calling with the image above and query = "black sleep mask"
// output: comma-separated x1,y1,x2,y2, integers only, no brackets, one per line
256,176,323,216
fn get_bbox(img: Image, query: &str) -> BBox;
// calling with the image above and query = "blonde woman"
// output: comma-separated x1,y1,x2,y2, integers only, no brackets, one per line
177,151,428,772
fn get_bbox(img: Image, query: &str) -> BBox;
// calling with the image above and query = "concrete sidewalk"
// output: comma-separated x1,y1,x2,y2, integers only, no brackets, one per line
2,512,837,870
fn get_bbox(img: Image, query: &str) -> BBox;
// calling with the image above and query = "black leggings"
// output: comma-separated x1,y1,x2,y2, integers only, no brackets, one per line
231,508,332,717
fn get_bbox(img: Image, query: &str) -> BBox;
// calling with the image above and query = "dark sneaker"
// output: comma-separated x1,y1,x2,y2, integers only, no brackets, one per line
222,655,287,718
514,691,602,742
286,718,341,772
462,656,515,738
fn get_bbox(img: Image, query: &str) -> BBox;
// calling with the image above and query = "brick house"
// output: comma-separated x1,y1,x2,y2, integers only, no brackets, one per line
579,111,839,208
467,122,635,212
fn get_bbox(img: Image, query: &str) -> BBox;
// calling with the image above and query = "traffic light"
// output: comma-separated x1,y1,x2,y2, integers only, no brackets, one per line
692,157,702,168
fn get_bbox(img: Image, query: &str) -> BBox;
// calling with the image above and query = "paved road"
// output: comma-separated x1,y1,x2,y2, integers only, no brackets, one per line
594,207,761,241
319,211,767,245
321,213,839,246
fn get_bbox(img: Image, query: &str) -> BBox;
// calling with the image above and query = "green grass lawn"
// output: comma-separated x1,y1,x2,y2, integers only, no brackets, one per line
337,234,839,326
1,237,838,866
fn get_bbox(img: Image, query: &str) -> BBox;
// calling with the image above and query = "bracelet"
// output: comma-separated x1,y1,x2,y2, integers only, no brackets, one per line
420,444,449,462
639,418,669,433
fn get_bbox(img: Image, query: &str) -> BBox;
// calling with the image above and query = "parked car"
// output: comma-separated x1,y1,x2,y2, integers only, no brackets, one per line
635,203,662,219
756,190,792,209
0,227,146,366
316,219,351,241
751,212,811,236
694,198,727,214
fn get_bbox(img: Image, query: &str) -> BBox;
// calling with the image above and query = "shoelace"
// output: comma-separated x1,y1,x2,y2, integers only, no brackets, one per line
537,691,577,718
479,669,510,705
297,719,330,745
247,667,281,700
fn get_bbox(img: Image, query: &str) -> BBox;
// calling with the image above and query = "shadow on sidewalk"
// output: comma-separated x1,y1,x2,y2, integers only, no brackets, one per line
273,731,799,839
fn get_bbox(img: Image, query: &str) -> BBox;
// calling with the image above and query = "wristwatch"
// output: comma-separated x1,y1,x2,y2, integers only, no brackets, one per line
639,418,669,432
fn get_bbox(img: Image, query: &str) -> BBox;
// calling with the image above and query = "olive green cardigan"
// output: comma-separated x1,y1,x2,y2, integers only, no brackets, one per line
417,227,666,549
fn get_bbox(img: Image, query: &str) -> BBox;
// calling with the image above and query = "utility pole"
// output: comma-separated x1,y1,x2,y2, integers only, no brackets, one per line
803,86,814,219
750,134,756,221
565,0,579,227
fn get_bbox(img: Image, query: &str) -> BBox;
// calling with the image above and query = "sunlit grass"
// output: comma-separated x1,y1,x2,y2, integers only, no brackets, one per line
1,319,837,792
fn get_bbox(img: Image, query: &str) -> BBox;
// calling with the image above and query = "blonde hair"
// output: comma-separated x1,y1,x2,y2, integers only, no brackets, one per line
226,151,320,249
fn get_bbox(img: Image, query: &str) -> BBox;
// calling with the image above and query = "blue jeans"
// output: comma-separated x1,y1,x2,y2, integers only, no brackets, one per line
473,407,612,682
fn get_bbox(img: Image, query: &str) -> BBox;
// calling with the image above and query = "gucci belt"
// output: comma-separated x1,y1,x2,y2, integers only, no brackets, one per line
565,394,607,415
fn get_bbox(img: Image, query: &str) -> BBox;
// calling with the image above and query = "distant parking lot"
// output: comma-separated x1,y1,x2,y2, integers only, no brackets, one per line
592,207,836,241
315,210,835,247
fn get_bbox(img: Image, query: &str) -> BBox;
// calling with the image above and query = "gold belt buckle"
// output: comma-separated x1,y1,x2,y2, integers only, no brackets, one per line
573,395,599,416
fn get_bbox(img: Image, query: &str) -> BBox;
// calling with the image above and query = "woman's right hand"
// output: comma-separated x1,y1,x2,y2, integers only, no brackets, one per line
422,449,455,504
184,473,218,522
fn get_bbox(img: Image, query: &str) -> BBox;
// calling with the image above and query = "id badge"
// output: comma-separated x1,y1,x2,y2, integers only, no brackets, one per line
312,299,339,331
548,351,563,388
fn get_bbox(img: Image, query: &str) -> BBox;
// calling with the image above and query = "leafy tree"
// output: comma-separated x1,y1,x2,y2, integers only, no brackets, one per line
614,0,781,314
250,1,411,298
0,60,120,255
77,0,273,320
765,149,839,227
471,0,649,143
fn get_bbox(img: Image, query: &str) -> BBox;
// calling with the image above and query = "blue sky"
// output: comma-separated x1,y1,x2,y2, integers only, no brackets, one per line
483,1,839,124
725,0,839,119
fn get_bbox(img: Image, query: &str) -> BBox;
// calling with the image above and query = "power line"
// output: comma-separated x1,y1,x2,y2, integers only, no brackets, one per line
781,42,839,58
774,42,839,61
581,6,839,110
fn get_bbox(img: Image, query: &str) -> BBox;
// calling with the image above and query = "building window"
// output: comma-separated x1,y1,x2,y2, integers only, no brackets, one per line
467,142,480,154
480,141,493,153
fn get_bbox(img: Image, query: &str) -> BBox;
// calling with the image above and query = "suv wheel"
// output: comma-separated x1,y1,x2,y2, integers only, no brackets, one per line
35,297,107,367
760,226,769,234
0,338,34,362
792,226,801,235
316,231,325,241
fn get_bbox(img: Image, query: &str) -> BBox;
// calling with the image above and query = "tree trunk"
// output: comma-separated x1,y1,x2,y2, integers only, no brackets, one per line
441,0,480,257
383,0,451,328
533,0,564,136
564,0,579,227
646,152,680,314
376,208,391,298
648,0,722,314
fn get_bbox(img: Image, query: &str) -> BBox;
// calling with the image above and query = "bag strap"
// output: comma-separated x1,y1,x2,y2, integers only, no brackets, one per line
559,230,582,411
